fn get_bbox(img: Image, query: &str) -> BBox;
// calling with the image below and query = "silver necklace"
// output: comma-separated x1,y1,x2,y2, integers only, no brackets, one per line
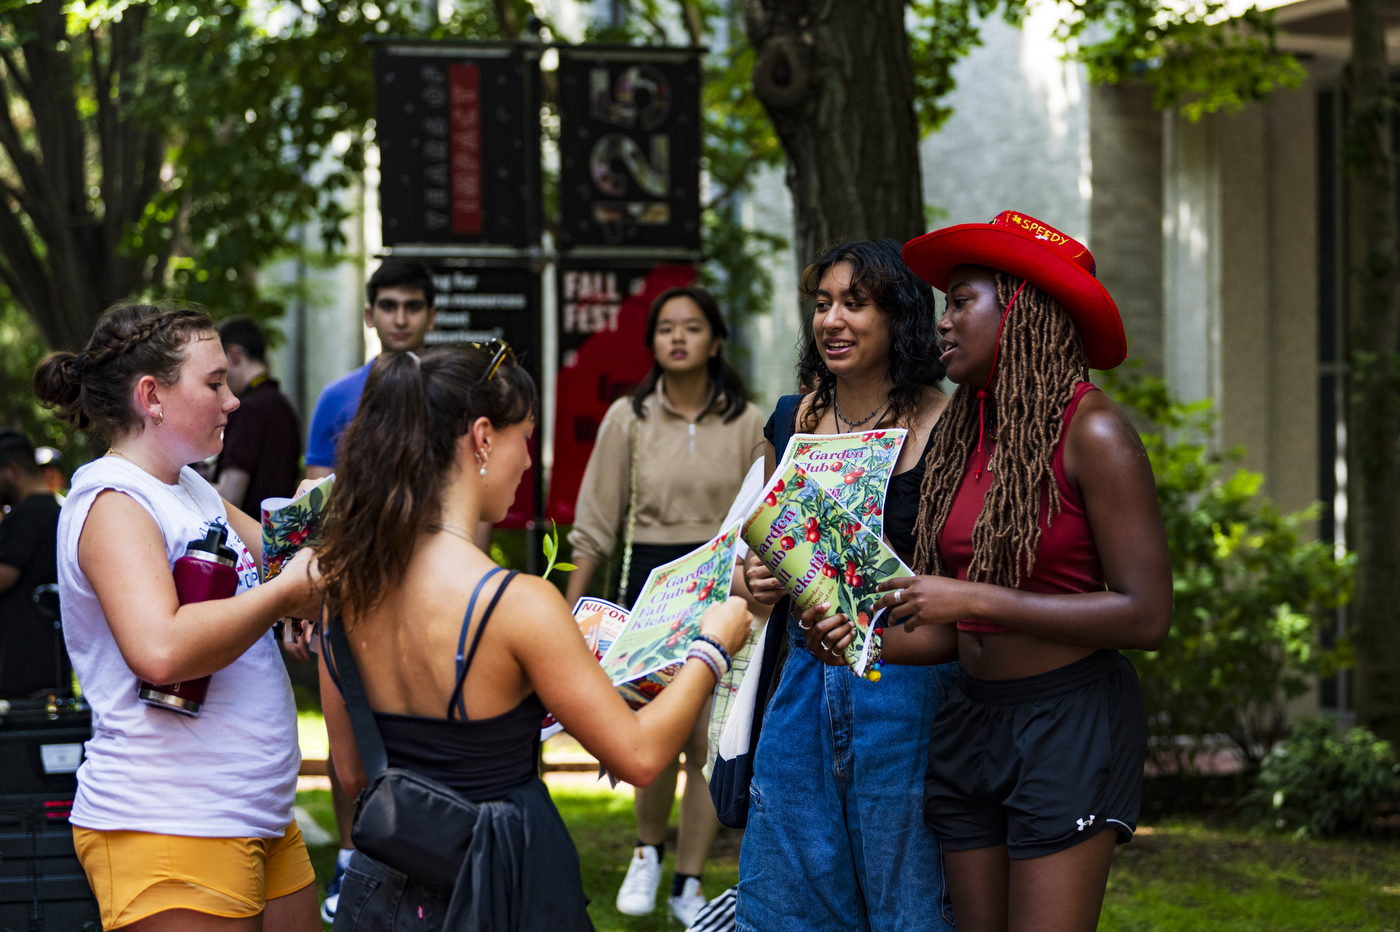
432,523,478,545
833,392,888,431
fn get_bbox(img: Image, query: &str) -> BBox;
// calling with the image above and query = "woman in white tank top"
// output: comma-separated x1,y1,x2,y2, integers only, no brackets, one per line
34,302,323,932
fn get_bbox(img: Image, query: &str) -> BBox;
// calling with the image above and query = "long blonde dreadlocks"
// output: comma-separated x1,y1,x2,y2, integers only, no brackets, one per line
912,272,1088,588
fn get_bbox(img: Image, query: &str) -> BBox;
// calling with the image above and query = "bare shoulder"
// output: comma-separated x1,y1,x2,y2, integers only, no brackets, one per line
496,573,576,634
1064,390,1151,491
1067,389,1144,453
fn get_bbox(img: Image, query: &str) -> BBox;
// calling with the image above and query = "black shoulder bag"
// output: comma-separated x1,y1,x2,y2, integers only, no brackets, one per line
323,568,517,890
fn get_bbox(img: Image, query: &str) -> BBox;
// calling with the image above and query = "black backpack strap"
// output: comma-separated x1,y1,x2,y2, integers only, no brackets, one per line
326,614,389,780
450,568,519,721
772,393,805,462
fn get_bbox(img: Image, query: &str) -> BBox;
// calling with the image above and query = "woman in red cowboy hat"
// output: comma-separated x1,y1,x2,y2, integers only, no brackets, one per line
802,211,1172,932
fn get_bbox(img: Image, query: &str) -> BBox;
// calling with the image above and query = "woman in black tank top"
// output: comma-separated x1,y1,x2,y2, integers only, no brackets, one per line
313,345,754,932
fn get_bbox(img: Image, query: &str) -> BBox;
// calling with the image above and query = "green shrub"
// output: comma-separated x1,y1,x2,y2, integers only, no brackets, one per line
1105,371,1353,774
1241,717,1400,836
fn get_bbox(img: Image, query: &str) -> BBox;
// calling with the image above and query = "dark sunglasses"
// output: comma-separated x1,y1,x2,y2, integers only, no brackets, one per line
470,338,515,383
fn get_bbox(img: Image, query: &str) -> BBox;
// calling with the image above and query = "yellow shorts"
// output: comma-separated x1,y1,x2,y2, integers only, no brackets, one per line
72,821,316,929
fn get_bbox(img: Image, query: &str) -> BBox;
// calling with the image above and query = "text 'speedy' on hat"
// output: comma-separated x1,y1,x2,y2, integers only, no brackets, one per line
902,211,1127,370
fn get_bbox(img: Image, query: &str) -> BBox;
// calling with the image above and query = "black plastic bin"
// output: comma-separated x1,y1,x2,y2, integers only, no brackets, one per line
0,698,99,931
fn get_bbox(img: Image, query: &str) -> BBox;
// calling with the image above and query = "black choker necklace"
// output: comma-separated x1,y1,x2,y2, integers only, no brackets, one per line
834,393,887,431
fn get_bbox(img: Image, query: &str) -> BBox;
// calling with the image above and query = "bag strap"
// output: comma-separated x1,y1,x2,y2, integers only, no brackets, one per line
772,393,805,462
326,614,389,780
616,414,642,607
450,568,519,721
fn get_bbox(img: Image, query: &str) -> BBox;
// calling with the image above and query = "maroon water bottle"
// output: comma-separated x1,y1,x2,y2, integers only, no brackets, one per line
137,526,239,716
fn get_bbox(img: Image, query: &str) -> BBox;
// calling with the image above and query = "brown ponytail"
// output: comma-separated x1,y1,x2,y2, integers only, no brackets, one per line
34,302,216,445
318,346,537,625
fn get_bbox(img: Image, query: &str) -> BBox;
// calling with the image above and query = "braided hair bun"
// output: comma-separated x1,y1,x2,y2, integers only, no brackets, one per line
34,301,216,444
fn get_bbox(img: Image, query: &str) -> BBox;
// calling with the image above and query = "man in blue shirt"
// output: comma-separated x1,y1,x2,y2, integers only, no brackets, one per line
305,259,438,480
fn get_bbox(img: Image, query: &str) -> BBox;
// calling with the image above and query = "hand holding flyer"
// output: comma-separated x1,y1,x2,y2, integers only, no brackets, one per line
259,475,335,582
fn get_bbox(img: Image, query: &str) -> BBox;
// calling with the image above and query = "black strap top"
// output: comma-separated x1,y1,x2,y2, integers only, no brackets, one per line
763,396,938,557
371,567,546,801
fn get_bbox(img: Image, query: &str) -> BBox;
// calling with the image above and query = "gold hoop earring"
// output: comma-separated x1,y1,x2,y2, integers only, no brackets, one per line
154,412,163,427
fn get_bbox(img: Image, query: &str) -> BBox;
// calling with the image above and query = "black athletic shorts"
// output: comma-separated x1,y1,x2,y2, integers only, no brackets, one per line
923,649,1147,859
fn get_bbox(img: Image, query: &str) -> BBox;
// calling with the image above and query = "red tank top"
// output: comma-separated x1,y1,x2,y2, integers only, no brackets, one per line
937,381,1104,634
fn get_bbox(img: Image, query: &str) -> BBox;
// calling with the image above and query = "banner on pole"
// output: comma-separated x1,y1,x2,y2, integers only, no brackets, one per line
557,48,702,252
547,263,697,526
374,44,539,247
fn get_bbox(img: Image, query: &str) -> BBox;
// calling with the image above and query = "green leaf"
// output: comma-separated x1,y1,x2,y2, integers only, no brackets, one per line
557,562,578,572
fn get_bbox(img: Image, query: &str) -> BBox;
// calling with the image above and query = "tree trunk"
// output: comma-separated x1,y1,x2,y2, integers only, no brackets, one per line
0,0,158,351
1345,0,1400,741
744,0,925,271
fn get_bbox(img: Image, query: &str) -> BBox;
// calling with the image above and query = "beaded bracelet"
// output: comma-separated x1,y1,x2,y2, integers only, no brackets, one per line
863,626,884,682
686,646,723,684
688,638,731,678
693,634,733,670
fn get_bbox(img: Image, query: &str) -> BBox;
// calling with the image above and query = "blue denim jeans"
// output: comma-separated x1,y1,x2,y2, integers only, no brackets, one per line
736,624,958,932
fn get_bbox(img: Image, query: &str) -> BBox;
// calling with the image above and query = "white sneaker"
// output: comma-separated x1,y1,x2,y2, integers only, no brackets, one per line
615,845,663,916
668,876,707,927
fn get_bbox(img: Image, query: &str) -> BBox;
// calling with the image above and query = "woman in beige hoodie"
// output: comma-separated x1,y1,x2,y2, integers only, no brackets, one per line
566,284,765,926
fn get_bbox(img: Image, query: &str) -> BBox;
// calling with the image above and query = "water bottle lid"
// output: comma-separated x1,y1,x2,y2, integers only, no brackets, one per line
186,526,237,566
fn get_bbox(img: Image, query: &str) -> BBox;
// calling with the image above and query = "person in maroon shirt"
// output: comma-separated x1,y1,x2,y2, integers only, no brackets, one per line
214,317,301,515
804,212,1172,932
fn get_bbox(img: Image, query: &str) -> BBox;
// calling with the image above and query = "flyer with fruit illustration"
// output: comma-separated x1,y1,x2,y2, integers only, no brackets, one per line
598,527,741,684
741,461,911,675
259,475,334,582
541,597,633,740
780,429,908,540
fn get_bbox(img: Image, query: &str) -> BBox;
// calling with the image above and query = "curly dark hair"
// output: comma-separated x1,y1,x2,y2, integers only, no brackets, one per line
796,239,946,432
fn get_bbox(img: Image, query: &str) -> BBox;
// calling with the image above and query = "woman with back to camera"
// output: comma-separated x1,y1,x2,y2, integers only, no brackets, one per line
737,239,957,932
315,343,753,931
565,285,765,924
34,302,323,932
805,213,1172,932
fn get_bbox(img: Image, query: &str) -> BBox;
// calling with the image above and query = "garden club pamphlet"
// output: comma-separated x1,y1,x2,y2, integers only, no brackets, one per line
741,429,913,674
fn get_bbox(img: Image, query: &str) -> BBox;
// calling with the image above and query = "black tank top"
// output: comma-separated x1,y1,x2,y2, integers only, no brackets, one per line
372,567,546,801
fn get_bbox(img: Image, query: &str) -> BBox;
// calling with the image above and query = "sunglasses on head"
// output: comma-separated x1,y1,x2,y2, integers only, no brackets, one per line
469,338,515,384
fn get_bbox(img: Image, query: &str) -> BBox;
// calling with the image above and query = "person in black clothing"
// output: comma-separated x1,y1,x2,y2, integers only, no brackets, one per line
214,316,301,514
0,428,64,698
315,345,753,930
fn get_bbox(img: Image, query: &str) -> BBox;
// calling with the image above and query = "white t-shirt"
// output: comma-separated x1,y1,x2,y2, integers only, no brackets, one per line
57,457,299,838
722,457,768,562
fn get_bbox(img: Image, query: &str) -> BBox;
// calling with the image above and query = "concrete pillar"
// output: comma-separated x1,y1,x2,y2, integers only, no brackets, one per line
1162,110,1222,417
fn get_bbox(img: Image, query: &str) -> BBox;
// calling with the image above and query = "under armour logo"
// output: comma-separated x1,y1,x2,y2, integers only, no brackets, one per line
1076,815,1096,831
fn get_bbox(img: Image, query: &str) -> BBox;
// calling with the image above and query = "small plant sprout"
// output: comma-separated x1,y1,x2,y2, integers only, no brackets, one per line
541,520,577,581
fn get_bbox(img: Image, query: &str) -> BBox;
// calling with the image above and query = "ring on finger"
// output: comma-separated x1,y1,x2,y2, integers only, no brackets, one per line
895,588,904,604
798,618,812,631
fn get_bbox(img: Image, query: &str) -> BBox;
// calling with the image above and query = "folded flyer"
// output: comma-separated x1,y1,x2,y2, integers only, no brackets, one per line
740,459,911,675
259,475,334,582
598,526,740,685
780,429,907,541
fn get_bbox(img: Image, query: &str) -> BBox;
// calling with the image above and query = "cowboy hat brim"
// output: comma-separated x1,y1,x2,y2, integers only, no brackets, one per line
903,224,1127,370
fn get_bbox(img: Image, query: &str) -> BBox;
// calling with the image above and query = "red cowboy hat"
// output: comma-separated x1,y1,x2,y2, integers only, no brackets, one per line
902,211,1126,370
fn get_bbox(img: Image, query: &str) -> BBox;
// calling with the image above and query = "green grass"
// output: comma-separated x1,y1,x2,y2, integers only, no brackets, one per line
1101,822,1400,931
295,787,1400,932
